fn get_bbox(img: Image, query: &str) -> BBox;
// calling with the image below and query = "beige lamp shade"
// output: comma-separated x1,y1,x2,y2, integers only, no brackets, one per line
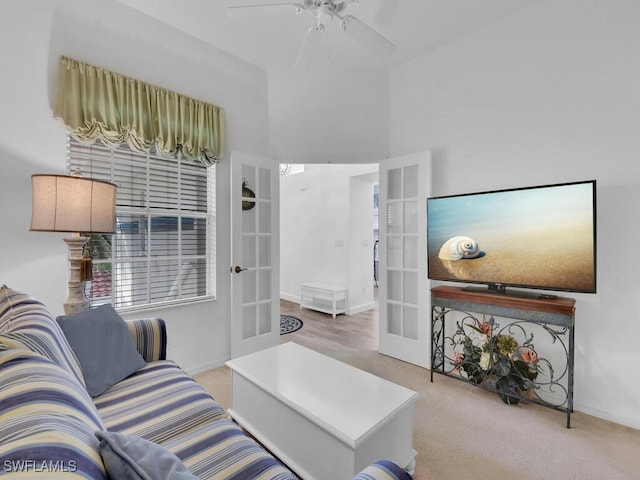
30,174,117,233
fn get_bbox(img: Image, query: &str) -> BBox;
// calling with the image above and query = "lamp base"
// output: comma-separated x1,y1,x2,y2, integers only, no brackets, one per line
63,235,90,315
64,296,90,316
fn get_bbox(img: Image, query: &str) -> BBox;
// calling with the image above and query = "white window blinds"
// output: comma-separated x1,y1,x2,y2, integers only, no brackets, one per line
68,136,216,310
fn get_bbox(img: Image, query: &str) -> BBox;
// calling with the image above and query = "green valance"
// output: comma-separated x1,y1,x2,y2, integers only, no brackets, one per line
53,56,225,166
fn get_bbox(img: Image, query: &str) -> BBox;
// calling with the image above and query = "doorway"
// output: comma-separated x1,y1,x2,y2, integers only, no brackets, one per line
278,152,432,369
279,163,379,321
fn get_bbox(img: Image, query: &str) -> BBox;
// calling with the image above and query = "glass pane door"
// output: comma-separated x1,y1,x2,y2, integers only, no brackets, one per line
231,152,280,358
379,152,431,368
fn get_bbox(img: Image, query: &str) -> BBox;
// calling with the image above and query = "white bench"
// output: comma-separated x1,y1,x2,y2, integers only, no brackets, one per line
300,282,348,318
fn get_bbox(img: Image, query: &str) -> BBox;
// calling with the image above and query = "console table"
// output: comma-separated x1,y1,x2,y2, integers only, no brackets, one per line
430,285,575,427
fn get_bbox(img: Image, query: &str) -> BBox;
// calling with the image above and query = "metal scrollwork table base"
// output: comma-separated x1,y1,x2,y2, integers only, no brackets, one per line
431,285,575,428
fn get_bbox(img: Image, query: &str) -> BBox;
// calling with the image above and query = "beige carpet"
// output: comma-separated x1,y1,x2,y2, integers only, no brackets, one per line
195,298,639,479
195,344,640,480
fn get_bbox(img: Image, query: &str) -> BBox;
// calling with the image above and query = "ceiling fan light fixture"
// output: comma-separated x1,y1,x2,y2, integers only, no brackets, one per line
229,0,396,66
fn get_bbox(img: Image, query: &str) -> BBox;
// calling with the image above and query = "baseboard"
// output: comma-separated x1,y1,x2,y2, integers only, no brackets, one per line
347,302,376,315
280,292,300,304
574,404,640,430
184,357,228,376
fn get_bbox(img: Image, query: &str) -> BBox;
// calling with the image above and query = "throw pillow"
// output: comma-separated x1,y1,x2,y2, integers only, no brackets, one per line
95,430,198,480
57,304,146,397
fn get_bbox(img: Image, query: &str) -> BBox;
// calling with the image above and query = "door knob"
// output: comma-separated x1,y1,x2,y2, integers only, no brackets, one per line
234,266,248,273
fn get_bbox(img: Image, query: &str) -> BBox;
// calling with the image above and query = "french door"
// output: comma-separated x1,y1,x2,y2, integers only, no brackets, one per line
378,152,432,368
230,151,280,359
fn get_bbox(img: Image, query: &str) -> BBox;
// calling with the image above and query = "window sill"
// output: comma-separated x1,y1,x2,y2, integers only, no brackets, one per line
115,295,217,315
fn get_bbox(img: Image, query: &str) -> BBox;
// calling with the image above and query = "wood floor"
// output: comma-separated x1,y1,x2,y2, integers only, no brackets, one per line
279,297,379,352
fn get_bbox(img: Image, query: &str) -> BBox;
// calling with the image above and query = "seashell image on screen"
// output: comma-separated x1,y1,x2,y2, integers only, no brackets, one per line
427,180,597,294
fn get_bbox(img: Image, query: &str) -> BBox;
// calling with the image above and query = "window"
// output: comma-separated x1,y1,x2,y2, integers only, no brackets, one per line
68,136,216,310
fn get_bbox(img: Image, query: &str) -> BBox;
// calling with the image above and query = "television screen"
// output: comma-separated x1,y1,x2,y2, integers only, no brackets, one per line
427,180,597,294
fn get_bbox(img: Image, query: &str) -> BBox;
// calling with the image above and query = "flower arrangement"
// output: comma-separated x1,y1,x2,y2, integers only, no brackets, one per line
453,316,540,404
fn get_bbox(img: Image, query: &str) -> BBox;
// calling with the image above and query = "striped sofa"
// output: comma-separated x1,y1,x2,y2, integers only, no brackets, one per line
0,288,412,480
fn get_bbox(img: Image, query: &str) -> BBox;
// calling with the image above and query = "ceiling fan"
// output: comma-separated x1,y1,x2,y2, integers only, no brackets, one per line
227,0,398,67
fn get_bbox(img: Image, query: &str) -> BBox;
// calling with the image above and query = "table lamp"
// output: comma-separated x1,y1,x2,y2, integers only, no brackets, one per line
30,169,117,314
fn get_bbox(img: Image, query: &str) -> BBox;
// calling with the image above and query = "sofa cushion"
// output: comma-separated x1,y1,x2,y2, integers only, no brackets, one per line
57,304,146,397
0,348,107,479
95,430,198,480
162,418,297,480
0,287,86,388
94,361,226,444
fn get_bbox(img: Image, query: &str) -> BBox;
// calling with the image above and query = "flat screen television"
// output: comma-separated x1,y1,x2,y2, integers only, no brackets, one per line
427,180,597,296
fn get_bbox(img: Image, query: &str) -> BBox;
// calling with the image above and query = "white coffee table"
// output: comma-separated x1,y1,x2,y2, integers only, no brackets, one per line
226,342,418,480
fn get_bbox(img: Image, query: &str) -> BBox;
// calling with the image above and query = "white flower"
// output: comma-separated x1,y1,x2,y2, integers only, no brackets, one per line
479,352,492,371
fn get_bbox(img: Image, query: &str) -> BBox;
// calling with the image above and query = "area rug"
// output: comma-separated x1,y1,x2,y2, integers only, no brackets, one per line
280,315,303,335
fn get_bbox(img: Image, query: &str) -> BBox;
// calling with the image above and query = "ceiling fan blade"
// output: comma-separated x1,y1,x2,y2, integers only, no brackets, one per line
227,1,305,12
228,0,299,6
294,23,326,70
373,0,401,26
339,15,395,57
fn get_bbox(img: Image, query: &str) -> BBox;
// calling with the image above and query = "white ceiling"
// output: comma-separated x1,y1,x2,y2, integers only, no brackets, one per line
115,0,548,71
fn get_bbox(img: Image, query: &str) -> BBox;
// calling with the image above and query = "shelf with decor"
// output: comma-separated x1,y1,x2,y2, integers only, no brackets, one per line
430,285,575,428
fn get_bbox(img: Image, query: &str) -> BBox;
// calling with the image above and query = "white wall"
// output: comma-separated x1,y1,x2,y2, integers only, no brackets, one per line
0,0,269,374
268,69,389,163
389,0,640,428
280,164,377,313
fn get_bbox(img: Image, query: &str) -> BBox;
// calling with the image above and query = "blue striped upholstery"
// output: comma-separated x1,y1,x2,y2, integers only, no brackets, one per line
92,362,301,479
163,418,297,480
352,460,413,480
94,361,226,445
0,288,86,388
0,349,107,479
0,288,412,480
126,317,167,362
